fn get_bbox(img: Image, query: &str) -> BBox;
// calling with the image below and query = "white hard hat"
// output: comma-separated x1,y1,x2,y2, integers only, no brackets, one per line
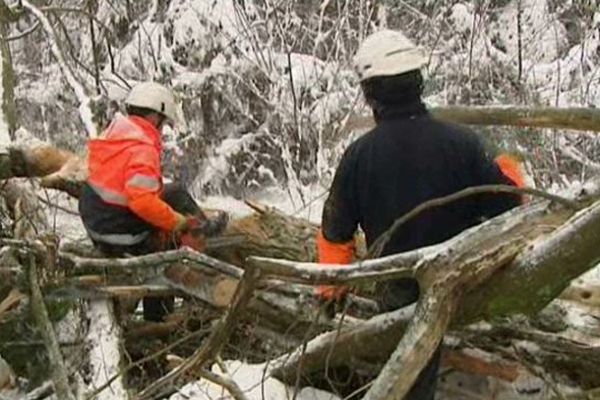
354,30,428,81
125,81,178,122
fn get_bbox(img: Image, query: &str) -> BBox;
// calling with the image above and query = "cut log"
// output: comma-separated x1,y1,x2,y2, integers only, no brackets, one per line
560,283,600,308
210,201,320,266
58,248,356,342
441,348,522,382
164,264,239,308
0,146,85,198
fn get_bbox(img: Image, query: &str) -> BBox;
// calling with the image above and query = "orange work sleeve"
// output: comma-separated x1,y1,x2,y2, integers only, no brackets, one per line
124,147,180,231
317,229,355,264
495,154,525,188
129,193,179,231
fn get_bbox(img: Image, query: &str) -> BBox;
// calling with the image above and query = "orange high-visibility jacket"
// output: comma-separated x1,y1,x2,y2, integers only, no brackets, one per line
87,115,179,231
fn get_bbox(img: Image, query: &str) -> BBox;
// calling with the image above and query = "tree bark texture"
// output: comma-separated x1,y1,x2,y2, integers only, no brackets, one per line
343,106,600,134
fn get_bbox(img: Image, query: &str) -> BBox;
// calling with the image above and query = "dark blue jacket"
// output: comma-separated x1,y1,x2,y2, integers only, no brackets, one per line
321,101,520,310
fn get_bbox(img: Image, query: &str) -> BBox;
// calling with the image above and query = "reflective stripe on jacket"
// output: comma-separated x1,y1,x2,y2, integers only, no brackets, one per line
86,115,179,231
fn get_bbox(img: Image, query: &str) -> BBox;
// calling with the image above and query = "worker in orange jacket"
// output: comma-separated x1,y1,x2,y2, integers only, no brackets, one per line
316,30,525,399
79,81,227,321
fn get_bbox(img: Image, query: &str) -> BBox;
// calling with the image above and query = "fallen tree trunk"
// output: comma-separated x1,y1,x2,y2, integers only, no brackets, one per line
344,106,600,134
455,319,600,390
45,183,600,397
57,248,362,341
5,143,600,397
559,282,600,308
0,146,84,197
45,184,600,396
254,183,600,398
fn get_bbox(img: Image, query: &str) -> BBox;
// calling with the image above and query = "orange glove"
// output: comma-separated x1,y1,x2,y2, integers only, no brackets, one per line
495,154,525,188
315,230,354,302
180,231,206,252
316,285,350,302
177,216,206,252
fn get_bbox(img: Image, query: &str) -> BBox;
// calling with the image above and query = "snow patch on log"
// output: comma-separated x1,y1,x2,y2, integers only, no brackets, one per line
84,300,127,400
169,360,340,400
21,1,96,137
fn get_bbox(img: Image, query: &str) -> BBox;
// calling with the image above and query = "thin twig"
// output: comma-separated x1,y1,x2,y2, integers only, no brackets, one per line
24,380,54,400
342,381,374,400
87,0,101,95
85,326,210,400
21,0,95,137
39,6,113,33
511,343,567,400
1,21,39,41
36,195,79,216
105,34,131,89
134,264,262,399
291,302,330,400
28,252,76,400
368,184,579,258
196,367,249,400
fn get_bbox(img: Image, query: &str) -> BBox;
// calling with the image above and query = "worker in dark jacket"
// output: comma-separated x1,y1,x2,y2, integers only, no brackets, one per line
79,81,227,321
317,30,524,399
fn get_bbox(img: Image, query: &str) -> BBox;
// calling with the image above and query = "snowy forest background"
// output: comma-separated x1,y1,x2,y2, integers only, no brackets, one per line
2,0,600,399
4,0,600,209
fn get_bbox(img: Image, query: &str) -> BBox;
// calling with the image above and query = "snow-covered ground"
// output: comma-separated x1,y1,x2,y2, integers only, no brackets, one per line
170,361,339,400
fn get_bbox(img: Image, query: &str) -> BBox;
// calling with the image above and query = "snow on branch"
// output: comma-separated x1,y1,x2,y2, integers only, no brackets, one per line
21,0,96,137
558,136,600,173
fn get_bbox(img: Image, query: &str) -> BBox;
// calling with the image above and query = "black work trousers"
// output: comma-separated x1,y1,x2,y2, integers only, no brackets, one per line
91,183,202,322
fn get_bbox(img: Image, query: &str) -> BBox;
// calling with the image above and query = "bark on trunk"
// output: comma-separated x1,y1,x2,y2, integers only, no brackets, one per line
265,186,600,395
5,143,600,397
343,106,600,134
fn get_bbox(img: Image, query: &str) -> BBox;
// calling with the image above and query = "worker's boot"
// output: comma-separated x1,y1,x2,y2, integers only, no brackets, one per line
143,296,175,322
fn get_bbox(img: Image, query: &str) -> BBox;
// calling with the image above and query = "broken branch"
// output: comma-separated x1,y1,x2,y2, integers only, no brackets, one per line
135,264,262,399
28,252,75,400
345,106,600,134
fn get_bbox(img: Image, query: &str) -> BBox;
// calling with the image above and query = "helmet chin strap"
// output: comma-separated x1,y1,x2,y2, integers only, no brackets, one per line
145,113,166,129
156,115,166,129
